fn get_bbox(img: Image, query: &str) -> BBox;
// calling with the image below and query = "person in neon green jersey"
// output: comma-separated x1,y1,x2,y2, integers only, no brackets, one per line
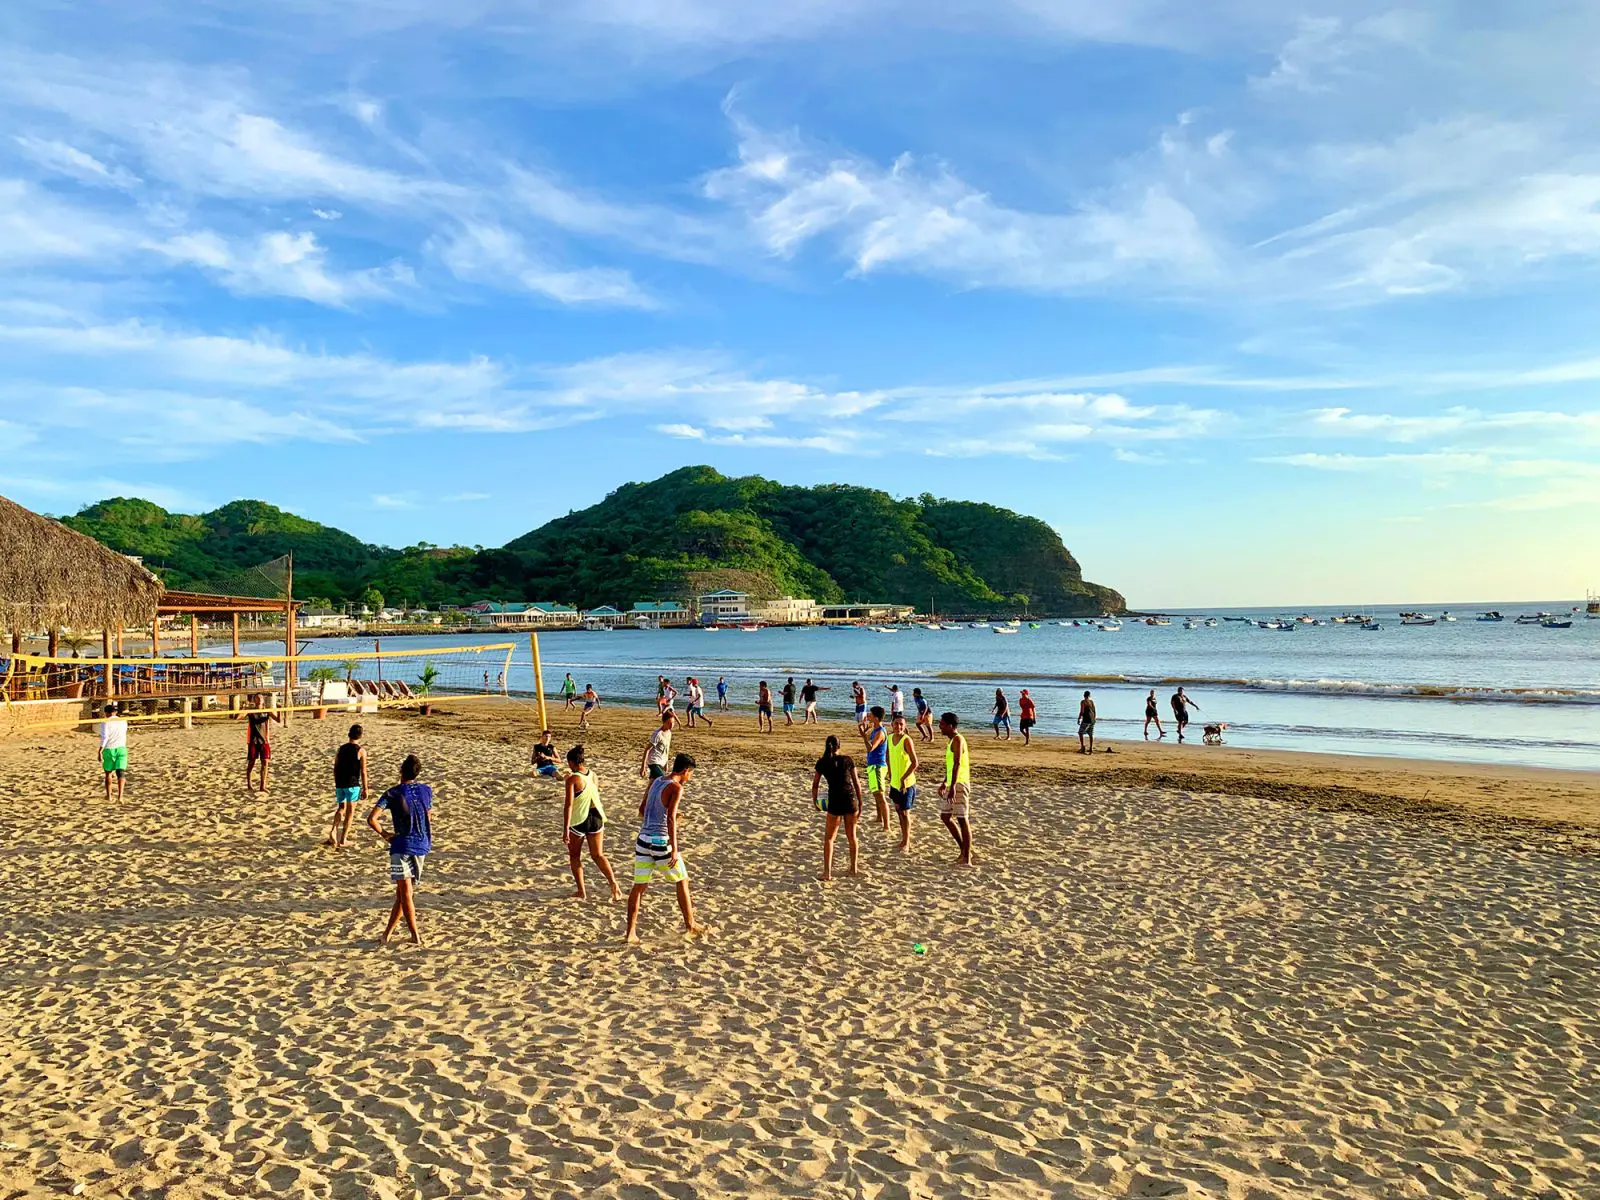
937,711,973,867
562,745,621,901
887,711,919,852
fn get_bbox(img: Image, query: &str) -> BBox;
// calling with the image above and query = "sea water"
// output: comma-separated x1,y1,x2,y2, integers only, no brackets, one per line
280,601,1600,771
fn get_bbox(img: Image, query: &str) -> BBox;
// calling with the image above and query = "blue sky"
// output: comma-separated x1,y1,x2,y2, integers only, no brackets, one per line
2,1,1598,607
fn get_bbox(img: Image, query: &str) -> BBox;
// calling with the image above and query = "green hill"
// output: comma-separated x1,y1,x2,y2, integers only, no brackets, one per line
60,467,1123,616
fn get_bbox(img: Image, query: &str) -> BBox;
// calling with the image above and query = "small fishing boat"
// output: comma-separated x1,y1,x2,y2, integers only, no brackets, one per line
1028,622,1041,629
1222,615,1250,623
1362,621,1382,631
1476,612,1504,622
1097,621,1123,632
1204,618,1218,627
1514,613,1550,625
969,621,990,629
993,626,1019,635
739,624,761,633
1296,615,1316,624
1541,618,1573,628
1440,612,1457,621
1056,620,1073,627
1183,619,1199,630
1400,617,1436,626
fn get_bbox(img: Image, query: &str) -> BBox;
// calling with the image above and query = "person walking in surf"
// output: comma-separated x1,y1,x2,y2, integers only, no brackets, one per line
1171,687,1199,742
1143,689,1164,739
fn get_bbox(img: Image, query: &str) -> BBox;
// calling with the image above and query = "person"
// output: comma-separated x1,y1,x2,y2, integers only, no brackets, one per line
781,677,797,727
640,711,675,780
483,670,490,693
561,673,578,709
562,744,621,901
811,735,862,881
756,680,774,733
98,702,127,801
658,677,678,719
716,676,729,711
887,711,919,852
991,689,1011,740
1077,690,1097,754
1171,687,1199,743
851,681,867,723
497,670,505,692
801,677,829,724
366,753,432,946
1144,689,1165,740
937,712,973,867
245,695,280,792
578,684,600,731
623,752,705,943
858,705,890,831
531,729,559,778
327,723,368,848
1018,689,1037,746
913,687,934,742
886,684,905,721
685,677,713,728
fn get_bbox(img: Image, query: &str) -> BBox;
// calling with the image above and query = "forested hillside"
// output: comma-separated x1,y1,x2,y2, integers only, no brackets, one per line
61,467,1124,615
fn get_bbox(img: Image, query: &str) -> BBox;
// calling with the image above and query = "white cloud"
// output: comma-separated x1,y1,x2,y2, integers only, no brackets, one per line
371,493,417,509
153,229,415,306
1259,450,1492,473
431,222,655,308
0,179,134,264
12,136,139,188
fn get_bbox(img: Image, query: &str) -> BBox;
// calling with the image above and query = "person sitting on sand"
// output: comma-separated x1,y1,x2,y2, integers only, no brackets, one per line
1077,690,1096,754
366,754,432,946
991,689,1011,740
1171,687,1199,743
887,711,919,852
757,681,774,733
623,752,705,943
328,724,368,848
858,705,890,831
98,702,128,801
1018,689,1037,746
561,673,578,708
1143,689,1164,740
641,711,675,781
913,687,934,742
531,730,560,778
937,712,973,867
562,745,621,902
579,684,600,731
812,735,863,881
245,695,281,792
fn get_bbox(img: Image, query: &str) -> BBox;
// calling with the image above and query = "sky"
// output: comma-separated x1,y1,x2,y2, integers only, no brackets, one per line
2,1,1598,608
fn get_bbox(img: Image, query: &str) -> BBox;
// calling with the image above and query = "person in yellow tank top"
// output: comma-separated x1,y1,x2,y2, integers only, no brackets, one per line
562,745,622,901
886,712,919,853
937,711,973,867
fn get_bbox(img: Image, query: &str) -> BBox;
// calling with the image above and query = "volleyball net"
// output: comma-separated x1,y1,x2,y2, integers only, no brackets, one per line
1,642,521,731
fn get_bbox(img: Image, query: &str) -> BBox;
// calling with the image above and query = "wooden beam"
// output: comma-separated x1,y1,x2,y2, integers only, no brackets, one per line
152,611,160,659
190,613,200,656
47,628,58,657
231,613,240,658
102,628,115,698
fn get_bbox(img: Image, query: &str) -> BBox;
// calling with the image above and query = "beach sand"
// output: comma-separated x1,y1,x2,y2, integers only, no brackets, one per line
2,701,1598,1198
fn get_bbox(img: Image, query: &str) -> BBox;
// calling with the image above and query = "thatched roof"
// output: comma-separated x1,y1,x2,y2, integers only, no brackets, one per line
0,494,165,634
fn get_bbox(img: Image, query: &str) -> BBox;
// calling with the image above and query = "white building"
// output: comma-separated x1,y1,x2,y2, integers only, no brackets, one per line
696,589,751,623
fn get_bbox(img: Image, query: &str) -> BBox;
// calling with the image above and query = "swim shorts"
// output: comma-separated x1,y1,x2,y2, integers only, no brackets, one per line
759,703,773,717
569,808,604,837
101,747,127,773
335,785,361,805
633,842,688,886
1078,719,1095,736
940,783,971,819
389,853,425,883
1019,718,1035,732
247,741,271,765
648,763,666,780
865,764,887,793
889,785,916,812
783,702,794,714
854,705,866,721
535,763,559,777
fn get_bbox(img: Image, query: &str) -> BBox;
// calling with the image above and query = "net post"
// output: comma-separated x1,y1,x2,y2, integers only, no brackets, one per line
530,633,548,730
102,628,114,699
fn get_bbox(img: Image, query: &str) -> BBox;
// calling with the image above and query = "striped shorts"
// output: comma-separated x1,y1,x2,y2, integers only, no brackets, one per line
633,838,688,886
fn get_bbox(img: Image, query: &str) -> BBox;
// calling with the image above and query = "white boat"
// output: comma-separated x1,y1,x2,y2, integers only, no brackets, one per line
1400,617,1436,626
969,621,990,629
1204,618,1218,627
1183,619,1199,629
992,626,1019,635
1514,613,1550,625
1056,620,1073,627
703,625,719,632
1362,621,1382,631
739,625,761,633
1440,612,1457,621
1005,619,1023,627
1097,621,1123,632
1476,612,1503,622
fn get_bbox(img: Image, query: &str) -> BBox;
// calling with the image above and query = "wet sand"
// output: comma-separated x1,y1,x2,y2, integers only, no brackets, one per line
1,700,1597,1198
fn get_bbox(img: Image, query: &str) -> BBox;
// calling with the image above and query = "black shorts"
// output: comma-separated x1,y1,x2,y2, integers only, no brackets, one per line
569,808,604,837
824,795,859,817
648,763,666,780
758,703,773,716
1019,718,1035,732
1146,707,1158,720
1078,720,1095,736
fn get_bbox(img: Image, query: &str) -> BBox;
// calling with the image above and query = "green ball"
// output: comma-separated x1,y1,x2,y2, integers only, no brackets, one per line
912,943,927,955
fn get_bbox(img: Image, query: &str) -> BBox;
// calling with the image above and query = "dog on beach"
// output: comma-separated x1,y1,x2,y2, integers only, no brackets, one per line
1202,723,1227,745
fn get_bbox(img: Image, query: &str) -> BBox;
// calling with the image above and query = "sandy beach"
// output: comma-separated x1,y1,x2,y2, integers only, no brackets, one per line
2,700,1598,1198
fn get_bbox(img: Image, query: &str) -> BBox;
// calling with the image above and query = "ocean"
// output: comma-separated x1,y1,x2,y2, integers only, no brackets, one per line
277,601,1600,771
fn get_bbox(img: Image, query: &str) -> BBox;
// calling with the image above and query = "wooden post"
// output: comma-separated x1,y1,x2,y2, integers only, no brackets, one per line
47,628,59,657
283,554,296,724
190,614,200,657
114,626,123,657
530,632,548,731
102,629,114,698
152,612,160,658
231,613,240,658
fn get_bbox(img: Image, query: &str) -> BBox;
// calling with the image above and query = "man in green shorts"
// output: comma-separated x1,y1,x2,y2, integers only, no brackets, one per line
858,705,890,831
98,702,128,801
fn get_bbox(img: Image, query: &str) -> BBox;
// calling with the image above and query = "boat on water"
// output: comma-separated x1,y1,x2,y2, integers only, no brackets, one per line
1400,617,1437,626
993,626,1019,635
1440,612,1457,621
969,621,990,629
1028,622,1041,629
1541,618,1573,629
1476,611,1504,621
1296,615,1316,624
1097,621,1123,632
1183,619,1199,630
1514,613,1551,625
739,624,761,633
1362,620,1382,631
1222,615,1250,622
1056,620,1074,627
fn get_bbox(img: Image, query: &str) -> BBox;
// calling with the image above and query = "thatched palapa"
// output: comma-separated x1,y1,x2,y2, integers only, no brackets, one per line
0,493,164,634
